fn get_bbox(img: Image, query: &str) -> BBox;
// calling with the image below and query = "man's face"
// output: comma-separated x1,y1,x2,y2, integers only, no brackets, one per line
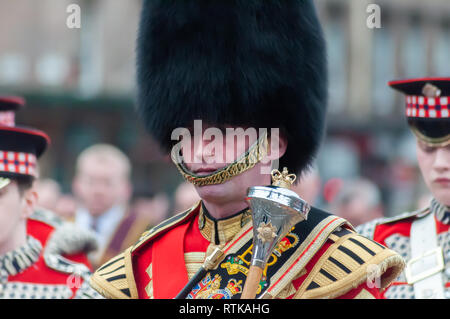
181,125,286,205
0,180,33,246
416,140,450,206
73,157,131,217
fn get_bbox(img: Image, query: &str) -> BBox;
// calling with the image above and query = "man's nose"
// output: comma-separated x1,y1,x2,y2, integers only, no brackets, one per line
193,135,222,164
433,147,450,171
191,136,207,164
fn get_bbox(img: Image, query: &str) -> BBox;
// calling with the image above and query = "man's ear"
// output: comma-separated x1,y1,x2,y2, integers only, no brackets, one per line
266,130,288,161
21,188,38,219
72,176,81,198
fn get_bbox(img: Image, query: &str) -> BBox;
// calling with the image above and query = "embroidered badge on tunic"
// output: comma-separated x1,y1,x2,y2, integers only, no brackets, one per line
187,228,300,299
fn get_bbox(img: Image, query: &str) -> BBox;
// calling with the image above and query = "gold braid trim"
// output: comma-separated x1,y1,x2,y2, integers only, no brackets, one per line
90,247,139,299
89,277,120,300
124,246,139,298
294,233,405,299
265,217,349,299
171,131,268,186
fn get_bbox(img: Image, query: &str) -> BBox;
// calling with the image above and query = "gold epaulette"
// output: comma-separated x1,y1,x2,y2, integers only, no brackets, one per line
294,229,405,299
90,248,138,299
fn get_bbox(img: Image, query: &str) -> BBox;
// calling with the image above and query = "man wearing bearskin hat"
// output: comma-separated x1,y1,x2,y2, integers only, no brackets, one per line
0,96,100,299
358,78,450,299
90,0,404,299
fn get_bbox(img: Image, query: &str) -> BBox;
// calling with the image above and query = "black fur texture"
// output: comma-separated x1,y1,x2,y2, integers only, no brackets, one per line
136,0,328,174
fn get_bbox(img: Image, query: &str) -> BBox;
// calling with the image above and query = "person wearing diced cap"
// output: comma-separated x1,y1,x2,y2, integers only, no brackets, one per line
0,96,24,127
90,0,404,299
0,98,47,182
357,78,450,299
395,77,450,147
0,96,100,299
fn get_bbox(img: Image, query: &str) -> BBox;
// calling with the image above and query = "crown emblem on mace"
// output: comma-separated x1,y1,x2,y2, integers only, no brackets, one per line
271,167,296,189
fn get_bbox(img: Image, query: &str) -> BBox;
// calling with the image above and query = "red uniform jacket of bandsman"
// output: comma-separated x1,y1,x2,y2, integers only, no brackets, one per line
1,211,99,299
90,203,405,299
357,201,450,299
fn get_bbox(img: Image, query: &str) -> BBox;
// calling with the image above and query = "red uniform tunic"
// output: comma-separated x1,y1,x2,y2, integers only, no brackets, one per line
357,199,450,299
0,211,100,299
91,202,404,299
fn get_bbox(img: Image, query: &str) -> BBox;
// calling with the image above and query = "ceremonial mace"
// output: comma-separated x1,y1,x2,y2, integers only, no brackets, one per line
241,167,310,299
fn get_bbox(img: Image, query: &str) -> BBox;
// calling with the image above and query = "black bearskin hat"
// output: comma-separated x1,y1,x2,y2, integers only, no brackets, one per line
137,0,328,175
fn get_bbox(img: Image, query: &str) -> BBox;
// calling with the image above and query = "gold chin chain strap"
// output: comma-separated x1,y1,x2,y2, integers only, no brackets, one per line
171,131,268,186
0,177,11,190
410,126,450,148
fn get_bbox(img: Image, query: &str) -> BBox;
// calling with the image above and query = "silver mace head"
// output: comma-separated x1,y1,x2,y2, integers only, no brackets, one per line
245,167,310,269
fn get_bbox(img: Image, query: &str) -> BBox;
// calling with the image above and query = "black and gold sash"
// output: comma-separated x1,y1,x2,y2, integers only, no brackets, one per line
186,207,348,299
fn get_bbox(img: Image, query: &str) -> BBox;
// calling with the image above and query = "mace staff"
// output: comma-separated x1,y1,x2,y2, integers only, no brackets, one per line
241,167,310,299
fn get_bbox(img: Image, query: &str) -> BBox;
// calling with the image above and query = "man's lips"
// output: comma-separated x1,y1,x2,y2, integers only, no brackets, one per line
193,167,223,175
433,177,450,185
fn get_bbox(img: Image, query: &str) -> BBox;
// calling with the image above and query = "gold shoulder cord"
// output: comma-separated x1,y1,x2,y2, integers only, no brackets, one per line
171,131,268,186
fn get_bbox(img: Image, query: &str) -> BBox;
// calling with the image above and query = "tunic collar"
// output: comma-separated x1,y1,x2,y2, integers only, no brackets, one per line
198,202,251,245
430,198,450,225
0,236,42,277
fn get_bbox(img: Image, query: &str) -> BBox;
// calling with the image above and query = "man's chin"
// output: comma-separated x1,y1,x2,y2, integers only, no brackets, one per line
195,182,236,203
89,206,112,217
433,189,450,207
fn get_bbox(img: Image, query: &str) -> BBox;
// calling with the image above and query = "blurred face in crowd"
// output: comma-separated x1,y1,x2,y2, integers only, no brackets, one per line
416,140,450,207
328,178,383,227
332,197,383,227
133,193,169,226
291,169,321,205
35,178,61,211
174,182,200,213
0,179,37,254
73,153,131,217
181,125,287,218
53,194,77,220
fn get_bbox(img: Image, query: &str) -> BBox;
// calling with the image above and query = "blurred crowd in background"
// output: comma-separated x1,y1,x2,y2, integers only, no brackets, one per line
1,0,449,268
